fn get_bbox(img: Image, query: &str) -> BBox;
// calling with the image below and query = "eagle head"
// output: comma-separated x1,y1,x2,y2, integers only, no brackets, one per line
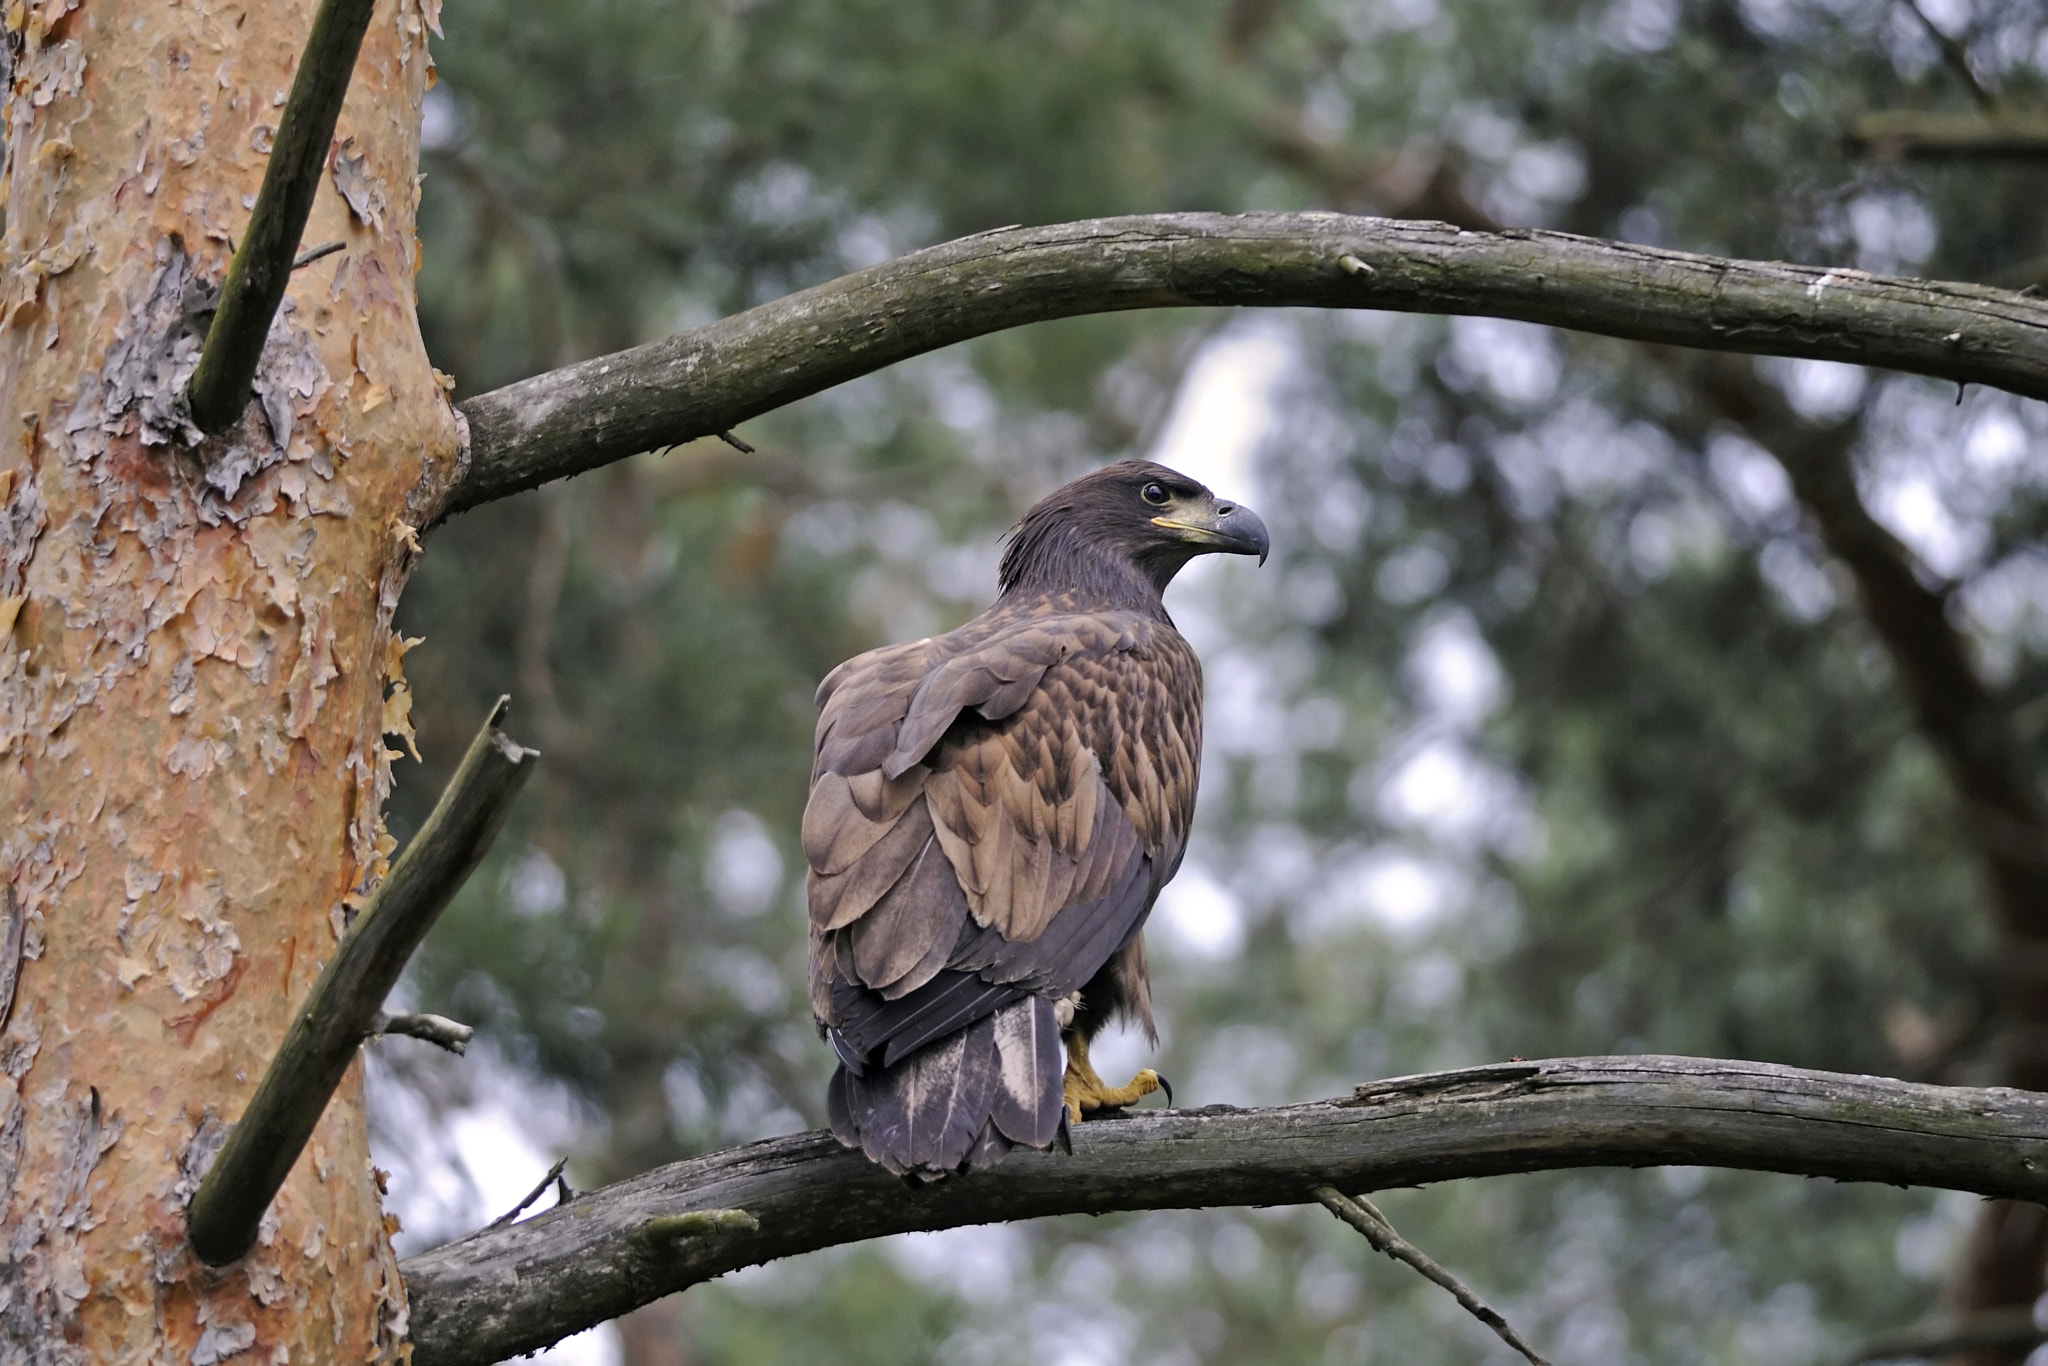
998,460,1270,600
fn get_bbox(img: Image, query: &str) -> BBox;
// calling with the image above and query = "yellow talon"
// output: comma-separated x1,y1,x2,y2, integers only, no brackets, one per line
1061,1030,1164,1124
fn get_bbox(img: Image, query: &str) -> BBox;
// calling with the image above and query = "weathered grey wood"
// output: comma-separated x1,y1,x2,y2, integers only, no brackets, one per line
185,0,379,434
441,212,2048,519
185,700,536,1266
398,1055,2048,1364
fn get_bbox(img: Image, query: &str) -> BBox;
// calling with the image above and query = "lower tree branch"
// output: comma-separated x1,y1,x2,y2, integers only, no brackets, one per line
185,699,537,1266
441,212,2048,521
398,1055,2048,1364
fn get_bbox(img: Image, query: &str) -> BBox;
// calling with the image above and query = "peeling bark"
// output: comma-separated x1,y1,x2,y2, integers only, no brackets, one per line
0,0,457,1359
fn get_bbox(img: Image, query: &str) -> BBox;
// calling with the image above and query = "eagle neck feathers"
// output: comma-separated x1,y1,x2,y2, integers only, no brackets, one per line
997,515,1175,620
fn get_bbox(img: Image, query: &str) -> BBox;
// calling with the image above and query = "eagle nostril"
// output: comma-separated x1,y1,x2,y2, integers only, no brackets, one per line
1215,503,1234,515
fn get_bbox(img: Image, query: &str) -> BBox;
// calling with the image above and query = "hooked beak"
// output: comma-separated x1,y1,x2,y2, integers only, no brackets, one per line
1151,500,1271,565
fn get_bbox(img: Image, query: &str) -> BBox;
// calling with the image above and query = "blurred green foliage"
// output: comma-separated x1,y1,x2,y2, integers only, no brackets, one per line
383,0,2048,1361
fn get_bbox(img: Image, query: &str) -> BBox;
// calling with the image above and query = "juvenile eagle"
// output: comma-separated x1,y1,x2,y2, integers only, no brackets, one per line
804,460,1269,1178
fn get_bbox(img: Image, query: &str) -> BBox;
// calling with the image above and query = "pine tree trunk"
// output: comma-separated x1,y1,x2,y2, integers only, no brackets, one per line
0,0,456,1358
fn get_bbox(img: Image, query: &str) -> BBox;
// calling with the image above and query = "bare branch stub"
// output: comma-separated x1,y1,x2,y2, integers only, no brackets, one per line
398,1056,2048,1365
442,213,2048,520
372,1012,476,1055
184,0,378,434
185,699,538,1267
292,240,348,271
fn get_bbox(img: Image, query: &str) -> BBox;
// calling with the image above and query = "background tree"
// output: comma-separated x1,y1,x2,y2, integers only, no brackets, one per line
383,2,2048,1363
5,0,2046,1363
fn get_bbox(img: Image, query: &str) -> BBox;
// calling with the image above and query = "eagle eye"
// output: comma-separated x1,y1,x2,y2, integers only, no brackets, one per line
1141,482,1171,506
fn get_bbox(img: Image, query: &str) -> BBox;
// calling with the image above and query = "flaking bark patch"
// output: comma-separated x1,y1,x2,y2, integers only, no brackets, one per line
0,0,456,1356
79,237,208,449
73,237,338,516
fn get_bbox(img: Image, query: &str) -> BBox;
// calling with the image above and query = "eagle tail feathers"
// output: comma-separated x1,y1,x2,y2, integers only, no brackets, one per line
828,996,1064,1179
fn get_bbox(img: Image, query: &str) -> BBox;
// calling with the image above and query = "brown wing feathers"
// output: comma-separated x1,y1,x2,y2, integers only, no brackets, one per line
806,605,1200,1176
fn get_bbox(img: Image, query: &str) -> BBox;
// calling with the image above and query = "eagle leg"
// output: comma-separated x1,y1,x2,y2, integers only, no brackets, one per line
1060,1027,1163,1125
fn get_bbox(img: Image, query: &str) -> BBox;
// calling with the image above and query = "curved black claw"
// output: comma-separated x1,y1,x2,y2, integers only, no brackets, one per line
1155,1074,1174,1107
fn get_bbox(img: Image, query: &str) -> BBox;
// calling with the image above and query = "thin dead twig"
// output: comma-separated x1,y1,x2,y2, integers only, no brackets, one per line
1313,1185,1551,1366
489,1156,572,1230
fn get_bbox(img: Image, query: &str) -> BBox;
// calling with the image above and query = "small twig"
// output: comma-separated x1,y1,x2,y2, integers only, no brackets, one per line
185,0,379,433
715,430,756,454
372,1012,475,1055
488,1157,570,1230
1313,1186,1551,1366
292,240,347,271
1900,0,1996,110
186,698,538,1266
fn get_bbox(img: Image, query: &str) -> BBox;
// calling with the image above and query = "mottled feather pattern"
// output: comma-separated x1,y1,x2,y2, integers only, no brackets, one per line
805,460,1261,1180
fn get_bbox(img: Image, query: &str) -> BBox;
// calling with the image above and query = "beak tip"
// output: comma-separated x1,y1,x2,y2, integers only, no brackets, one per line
1216,504,1271,565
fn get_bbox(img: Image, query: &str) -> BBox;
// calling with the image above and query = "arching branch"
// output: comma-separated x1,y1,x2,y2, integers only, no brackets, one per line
397,1055,2048,1364
440,212,2048,521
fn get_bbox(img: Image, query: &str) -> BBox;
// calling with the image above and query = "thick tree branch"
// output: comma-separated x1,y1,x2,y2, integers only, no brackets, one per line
399,1055,2048,1364
184,0,377,434
441,213,2048,520
186,700,537,1266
